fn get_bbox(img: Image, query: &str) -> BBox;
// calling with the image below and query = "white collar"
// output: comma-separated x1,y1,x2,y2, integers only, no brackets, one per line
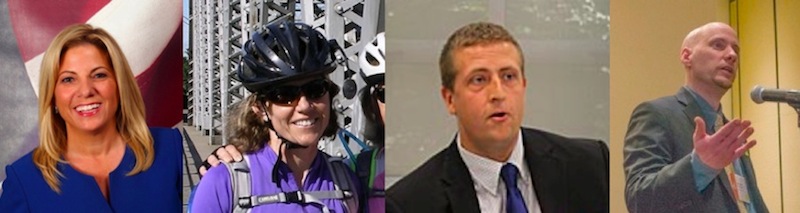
457,130,529,196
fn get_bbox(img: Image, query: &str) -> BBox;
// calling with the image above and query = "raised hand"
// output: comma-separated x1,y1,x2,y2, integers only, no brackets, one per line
693,116,757,170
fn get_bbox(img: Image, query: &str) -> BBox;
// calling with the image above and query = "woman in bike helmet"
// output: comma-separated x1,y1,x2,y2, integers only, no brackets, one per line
354,32,385,213
191,20,359,213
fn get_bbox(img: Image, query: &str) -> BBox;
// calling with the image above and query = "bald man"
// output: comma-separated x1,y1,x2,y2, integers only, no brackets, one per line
623,22,768,212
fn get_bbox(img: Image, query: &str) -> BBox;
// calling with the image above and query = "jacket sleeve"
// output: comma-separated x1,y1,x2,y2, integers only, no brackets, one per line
0,165,32,212
623,102,701,212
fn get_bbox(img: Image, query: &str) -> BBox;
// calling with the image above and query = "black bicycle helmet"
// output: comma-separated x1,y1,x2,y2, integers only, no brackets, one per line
238,20,341,93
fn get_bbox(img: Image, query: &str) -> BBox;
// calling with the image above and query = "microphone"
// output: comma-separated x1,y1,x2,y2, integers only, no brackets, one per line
751,85,800,105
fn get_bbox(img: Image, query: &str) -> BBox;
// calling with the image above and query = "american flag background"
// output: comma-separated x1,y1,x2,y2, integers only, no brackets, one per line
0,0,183,183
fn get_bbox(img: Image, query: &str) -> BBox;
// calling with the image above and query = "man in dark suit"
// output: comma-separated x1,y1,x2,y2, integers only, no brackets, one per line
386,22,609,213
624,22,768,212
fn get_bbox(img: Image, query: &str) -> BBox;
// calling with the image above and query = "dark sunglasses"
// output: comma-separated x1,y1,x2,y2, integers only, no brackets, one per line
262,79,332,105
373,85,385,103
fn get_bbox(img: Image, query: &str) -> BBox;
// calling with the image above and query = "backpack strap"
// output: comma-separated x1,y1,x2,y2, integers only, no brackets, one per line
225,153,358,213
240,190,343,213
355,149,373,212
356,149,373,189
356,149,386,197
223,153,358,213
223,156,252,213
324,154,359,213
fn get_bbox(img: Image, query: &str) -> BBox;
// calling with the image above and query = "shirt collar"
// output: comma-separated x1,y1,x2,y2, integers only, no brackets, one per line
457,130,529,196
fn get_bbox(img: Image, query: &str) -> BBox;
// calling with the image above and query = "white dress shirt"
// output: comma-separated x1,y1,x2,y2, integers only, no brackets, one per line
457,131,542,213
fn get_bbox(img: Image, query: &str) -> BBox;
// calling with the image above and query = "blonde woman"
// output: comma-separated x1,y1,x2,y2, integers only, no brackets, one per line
0,24,182,212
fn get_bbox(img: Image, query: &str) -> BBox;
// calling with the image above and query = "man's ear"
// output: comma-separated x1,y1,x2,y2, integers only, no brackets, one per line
680,47,692,68
441,86,456,115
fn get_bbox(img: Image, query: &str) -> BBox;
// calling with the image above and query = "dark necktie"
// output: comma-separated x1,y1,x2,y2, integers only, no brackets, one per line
501,163,528,213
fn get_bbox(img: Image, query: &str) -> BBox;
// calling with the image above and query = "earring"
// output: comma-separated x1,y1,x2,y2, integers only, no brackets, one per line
54,106,59,114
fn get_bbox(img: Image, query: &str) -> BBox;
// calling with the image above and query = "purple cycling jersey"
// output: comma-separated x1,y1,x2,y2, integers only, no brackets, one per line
191,146,358,213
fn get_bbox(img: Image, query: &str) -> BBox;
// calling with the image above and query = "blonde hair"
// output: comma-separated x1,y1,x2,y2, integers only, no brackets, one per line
33,24,154,193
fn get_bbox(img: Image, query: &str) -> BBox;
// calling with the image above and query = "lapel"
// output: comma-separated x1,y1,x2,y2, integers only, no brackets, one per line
676,87,699,121
441,139,482,213
521,128,566,212
676,88,737,202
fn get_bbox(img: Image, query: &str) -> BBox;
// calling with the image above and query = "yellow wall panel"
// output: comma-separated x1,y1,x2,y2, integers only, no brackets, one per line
728,2,740,120
731,0,800,211
735,0,783,211
776,0,800,211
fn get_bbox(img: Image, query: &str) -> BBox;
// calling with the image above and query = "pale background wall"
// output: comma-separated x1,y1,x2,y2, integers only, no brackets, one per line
611,0,800,212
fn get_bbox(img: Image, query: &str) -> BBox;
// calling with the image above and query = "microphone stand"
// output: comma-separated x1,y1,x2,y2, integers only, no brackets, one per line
792,102,800,128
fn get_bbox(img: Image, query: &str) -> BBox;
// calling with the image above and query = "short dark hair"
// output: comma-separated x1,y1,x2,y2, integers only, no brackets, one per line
438,22,524,91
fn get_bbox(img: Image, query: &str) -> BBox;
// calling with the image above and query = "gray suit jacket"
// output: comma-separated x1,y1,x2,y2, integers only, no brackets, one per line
623,87,768,213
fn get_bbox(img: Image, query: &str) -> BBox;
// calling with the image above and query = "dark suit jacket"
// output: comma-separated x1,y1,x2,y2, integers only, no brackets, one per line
623,87,768,213
386,127,609,213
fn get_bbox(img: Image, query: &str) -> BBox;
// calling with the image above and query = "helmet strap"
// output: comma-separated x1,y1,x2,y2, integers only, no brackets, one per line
267,114,310,189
